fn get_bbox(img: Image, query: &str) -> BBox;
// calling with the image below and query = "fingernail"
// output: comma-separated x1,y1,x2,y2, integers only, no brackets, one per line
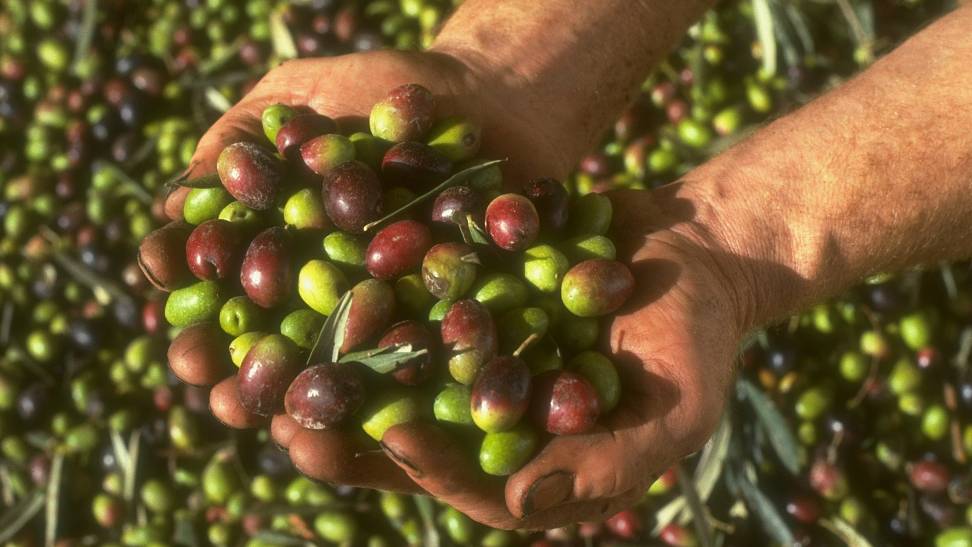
379,442,423,478
522,471,574,516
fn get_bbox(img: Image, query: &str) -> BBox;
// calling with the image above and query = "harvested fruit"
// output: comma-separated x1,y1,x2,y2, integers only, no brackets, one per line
529,370,601,435
285,364,365,429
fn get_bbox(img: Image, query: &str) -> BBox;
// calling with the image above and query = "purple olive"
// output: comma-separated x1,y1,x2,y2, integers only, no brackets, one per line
365,220,433,281
322,160,383,233
238,334,303,416
470,355,531,433
485,193,540,252
441,299,498,385
522,178,569,236
275,113,337,160
217,142,284,210
381,141,452,189
240,227,293,308
185,219,244,281
431,185,481,226
284,363,365,429
378,321,436,385
528,370,600,435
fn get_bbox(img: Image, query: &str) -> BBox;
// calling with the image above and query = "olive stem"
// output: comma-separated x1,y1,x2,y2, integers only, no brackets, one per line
512,333,541,358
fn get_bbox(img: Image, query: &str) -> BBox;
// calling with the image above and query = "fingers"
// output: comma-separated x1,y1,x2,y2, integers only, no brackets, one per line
288,427,422,494
270,414,301,449
167,323,232,386
379,422,514,526
209,376,267,429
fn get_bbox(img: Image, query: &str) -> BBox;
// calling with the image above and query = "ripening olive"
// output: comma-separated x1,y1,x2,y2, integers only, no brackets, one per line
522,244,569,294
422,242,478,300
369,83,436,142
427,117,482,162
276,113,338,160
138,221,193,291
485,193,539,252
341,279,396,353
471,355,532,433
379,320,436,385
237,334,303,416
569,351,621,413
241,227,294,308
529,370,600,435
300,134,356,175
381,141,452,189
217,142,285,210
365,220,432,280
285,363,365,429
441,299,498,385
322,160,383,233
561,259,634,317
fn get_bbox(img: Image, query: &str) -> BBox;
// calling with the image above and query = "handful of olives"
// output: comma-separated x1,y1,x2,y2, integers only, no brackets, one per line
140,83,635,477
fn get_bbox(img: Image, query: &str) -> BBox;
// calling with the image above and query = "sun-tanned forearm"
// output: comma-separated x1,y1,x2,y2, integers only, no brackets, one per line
431,0,715,176
652,4,972,328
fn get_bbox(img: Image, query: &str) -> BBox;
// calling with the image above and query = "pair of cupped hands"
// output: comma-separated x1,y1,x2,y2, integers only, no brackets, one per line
184,50,746,529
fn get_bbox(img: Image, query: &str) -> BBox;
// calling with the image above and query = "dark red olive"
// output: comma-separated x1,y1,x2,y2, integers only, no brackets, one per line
485,193,540,252
378,321,436,385
341,279,396,354
381,141,452,189
240,227,293,308
910,459,950,493
470,355,531,432
365,220,432,280
523,178,569,236
605,510,642,540
784,495,822,524
369,83,436,142
275,113,337,160
238,334,303,416
431,185,481,226
185,219,244,281
284,363,365,429
529,370,600,435
217,142,285,210
322,160,383,233
138,221,193,291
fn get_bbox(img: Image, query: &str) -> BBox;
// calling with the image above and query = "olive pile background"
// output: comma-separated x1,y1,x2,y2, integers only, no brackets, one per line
0,0,965,545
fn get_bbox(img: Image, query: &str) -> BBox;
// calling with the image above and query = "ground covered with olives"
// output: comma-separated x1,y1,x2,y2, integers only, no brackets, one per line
1,0,966,545
142,81,634,479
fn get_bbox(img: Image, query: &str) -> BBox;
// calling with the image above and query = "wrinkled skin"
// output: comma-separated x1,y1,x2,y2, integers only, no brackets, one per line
181,51,741,530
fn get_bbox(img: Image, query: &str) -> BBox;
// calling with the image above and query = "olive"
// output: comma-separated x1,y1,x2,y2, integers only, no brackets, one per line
262,104,298,143
183,186,234,225
185,219,244,281
569,193,613,235
378,320,436,385
522,244,569,294
523,178,569,236
569,351,621,413
427,117,482,162
279,309,325,349
472,272,529,313
229,332,266,368
167,323,231,386
341,279,396,353
369,83,436,142
562,235,617,263
283,188,331,231
314,511,359,544
238,334,303,416
349,131,391,169
300,133,356,175
164,280,225,327
422,242,478,300
241,226,293,308
217,141,285,210
381,141,452,189
434,383,474,426
285,363,365,429
485,193,539,252
365,219,433,280
276,113,338,160
360,390,423,441
323,231,367,268
471,355,532,432
529,370,600,435
430,185,481,226
479,424,537,476
138,221,192,291
561,259,634,317
298,259,349,316
322,160,383,233
441,299,498,385
395,273,436,317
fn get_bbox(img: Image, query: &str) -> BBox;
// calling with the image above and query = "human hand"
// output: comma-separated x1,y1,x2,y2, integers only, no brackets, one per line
376,184,756,528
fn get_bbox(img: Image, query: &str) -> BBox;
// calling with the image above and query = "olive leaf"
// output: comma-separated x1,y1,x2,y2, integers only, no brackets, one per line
45,453,65,547
671,414,732,528
123,430,143,506
306,291,354,366
729,464,795,546
205,87,233,113
363,159,506,232
737,379,800,475
820,517,875,547
339,344,429,374
464,214,492,245
752,0,777,76
676,461,716,547
413,495,441,547
269,7,298,60
0,490,44,543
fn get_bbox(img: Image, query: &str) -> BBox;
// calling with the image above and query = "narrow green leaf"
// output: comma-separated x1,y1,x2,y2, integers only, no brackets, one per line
734,467,794,546
412,495,440,547
676,462,715,547
205,87,233,113
678,414,732,526
45,453,65,547
752,0,777,76
737,379,800,474
465,214,491,245
109,430,131,473
269,8,298,60
306,291,353,366
123,431,142,505
652,496,687,535
338,344,414,363
0,490,44,543
330,296,353,363
340,347,429,374
363,160,505,232
253,531,315,546
71,0,98,75
820,517,875,547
